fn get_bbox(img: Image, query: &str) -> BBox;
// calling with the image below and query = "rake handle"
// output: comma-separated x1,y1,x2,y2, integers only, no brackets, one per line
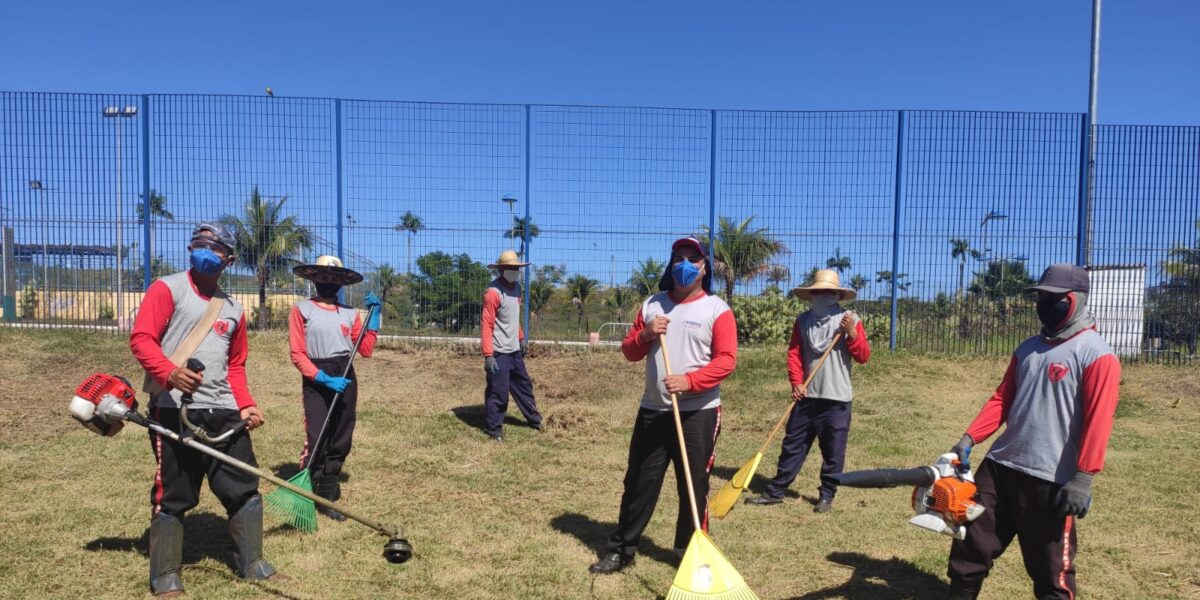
304,303,379,472
659,334,704,533
756,331,844,456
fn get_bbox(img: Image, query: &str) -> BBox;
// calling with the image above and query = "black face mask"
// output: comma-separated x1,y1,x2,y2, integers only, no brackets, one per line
315,283,342,299
1036,294,1071,330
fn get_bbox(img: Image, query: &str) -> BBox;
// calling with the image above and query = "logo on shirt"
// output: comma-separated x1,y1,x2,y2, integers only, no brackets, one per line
341,324,351,337
684,320,703,330
212,319,230,337
1047,363,1069,383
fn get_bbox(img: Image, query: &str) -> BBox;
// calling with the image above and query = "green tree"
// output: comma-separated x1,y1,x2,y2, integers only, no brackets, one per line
825,247,852,274
968,259,1034,301
875,270,911,297
371,263,405,305
629,258,665,298
566,274,600,333
697,216,787,300
504,216,540,258
949,238,971,301
801,265,822,286
394,211,425,275
604,286,637,323
765,264,791,291
136,190,174,261
849,274,869,294
220,187,313,329
1148,219,1200,354
528,264,565,322
409,252,491,332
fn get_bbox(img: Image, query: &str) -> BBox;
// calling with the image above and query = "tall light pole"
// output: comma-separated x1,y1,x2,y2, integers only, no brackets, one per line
1082,0,1102,266
104,105,137,328
502,195,518,254
28,180,52,316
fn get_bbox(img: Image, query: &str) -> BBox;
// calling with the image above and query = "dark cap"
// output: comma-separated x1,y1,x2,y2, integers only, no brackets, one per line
1026,263,1089,294
671,236,708,258
191,222,236,253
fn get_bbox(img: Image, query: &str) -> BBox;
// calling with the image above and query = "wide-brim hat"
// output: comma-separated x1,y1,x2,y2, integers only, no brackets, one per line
293,255,363,285
790,269,856,301
488,249,530,269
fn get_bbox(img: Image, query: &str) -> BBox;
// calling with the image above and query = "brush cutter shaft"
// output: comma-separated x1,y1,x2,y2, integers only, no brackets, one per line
304,304,378,471
659,335,703,533
128,410,401,539
822,466,936,489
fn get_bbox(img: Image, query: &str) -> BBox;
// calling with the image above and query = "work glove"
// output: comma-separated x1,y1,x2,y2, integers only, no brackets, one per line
520,339,529,357
484,356,500,375
364,293,383,332
314,370,351,393
950,434,974,471
1056,471,1093,519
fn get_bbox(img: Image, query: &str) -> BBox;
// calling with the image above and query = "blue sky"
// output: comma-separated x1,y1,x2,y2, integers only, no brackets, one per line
2,1,1198,124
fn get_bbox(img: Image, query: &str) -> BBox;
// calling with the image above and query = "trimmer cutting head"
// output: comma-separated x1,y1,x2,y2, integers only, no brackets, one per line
383,537,413,564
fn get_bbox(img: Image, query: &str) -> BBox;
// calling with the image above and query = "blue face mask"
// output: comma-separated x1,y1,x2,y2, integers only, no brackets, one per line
672,259,701,288
189,248,226,276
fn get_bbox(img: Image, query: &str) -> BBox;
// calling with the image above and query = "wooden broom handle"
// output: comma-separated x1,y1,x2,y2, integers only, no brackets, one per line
659,334,704,532
755,331,844,456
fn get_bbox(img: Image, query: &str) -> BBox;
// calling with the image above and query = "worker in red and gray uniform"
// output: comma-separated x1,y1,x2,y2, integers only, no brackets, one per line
945,264,1121,600
130,223,288,597
289,255,380,520
480,249,541,442
590,236,737,575
746,269,870,513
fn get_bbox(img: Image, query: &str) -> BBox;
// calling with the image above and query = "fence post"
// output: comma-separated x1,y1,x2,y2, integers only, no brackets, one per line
889,110,906,352
1075,112,1091,266
708,110,718,265
522,104,532,341
335,99,344,260
140,95,152,290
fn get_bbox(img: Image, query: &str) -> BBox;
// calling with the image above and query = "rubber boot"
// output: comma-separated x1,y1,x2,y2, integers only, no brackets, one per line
148,512,186,597
228,495,281,580
947,578,983,600
314,476,347,521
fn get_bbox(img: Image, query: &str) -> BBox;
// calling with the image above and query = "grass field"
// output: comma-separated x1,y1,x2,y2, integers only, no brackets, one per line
0,327,1197,599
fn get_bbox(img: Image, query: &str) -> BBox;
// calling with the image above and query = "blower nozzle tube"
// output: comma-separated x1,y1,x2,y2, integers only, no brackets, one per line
822,466,937,489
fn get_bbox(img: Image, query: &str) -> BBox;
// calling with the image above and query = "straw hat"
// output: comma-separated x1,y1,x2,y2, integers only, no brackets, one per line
293,255,364,285
790,269,856,301
488,249,530,269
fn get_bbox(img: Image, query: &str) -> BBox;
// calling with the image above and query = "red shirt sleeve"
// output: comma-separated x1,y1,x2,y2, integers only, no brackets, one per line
684,309,738,392
1077,354,1121,474
965,354,1019,443
350,312,377,358
481,288,500,356
288,305,320,379
846,321,871,364
227,314,254,410
622,308,650,362
129,280,179,389
786,321,806,387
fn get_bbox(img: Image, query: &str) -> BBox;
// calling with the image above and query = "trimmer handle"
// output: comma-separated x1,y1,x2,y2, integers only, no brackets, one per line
181,359,206,405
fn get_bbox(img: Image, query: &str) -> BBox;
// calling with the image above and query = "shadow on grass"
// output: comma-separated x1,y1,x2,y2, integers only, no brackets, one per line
784,551,948,600
451,404,536,435
550,512,678,568
269,462,351,483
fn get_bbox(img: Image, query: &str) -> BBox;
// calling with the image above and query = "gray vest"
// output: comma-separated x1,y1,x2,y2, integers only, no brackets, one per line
296,299,358,359
488,279,522,354
796,309,855,402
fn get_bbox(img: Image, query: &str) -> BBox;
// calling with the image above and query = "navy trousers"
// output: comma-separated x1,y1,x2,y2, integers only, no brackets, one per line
484,350,541,436
764,398,852,501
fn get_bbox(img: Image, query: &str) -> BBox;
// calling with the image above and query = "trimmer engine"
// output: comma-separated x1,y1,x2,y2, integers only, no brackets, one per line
69,373,138,436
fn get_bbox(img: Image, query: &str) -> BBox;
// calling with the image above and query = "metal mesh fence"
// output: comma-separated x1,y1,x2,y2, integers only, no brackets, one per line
2,91,1197,359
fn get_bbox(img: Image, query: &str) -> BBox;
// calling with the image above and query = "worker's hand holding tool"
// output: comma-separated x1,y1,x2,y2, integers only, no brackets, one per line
484,356,500,374
950,434,974,470
169,365,203,394
364,293,382,332
639,315,670,344
314,370,351,393
663,374,691,394
240,406,266,430
840,312,859,340
520,339,529,357
792,383,807,401
1056,471,1093,518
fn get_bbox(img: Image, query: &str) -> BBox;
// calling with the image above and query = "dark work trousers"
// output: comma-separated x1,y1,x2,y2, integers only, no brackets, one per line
764,398,852,501
949,459,1078,600
605,406,721,558
484,350,541,437
299,356,358,480
148,406,259,517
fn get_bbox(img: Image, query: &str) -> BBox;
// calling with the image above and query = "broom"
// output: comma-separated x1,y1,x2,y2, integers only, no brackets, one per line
265,303,379,532
709,332,843,519
659,335,759,600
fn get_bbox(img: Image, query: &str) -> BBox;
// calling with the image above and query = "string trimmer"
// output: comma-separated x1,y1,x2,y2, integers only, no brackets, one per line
69,370,413,564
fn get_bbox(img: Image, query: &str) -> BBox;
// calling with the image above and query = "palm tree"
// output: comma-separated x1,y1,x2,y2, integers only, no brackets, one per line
875,270,911,297
765,264,791,288
503,216,540,258
628,258,665,298
566,274,599,333
136,191,173,261
697,216,787,299
529,278,555,322
801,265,822,286
220,187,313,328
371,263,404,305
849,274,869,294
950,238,971,301
604,286,636,323
394,211,424,275
825,247,852,274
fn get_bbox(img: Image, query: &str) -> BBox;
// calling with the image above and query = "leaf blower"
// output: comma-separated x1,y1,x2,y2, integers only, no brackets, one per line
821,453,985,540
68,371,413,564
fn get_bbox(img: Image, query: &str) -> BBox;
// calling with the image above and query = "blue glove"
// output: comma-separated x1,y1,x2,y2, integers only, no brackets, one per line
364,292,382,331
314,369,351,393
950,434,974,471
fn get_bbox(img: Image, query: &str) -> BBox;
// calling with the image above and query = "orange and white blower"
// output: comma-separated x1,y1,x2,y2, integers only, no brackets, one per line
822,453,985,540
